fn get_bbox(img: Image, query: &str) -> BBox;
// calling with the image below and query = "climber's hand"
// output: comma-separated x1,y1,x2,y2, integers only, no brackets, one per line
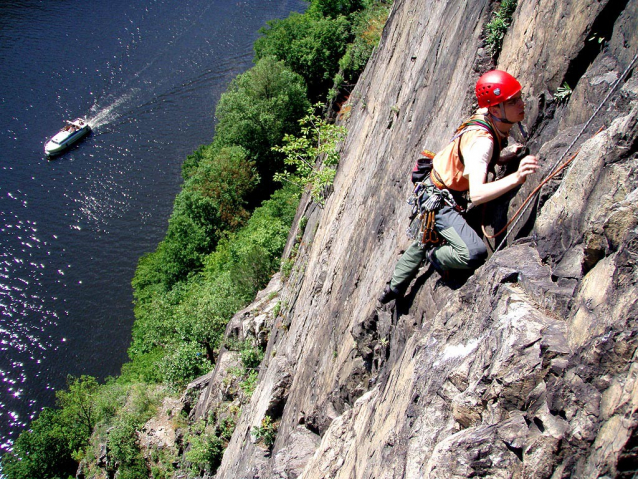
515,155,539,184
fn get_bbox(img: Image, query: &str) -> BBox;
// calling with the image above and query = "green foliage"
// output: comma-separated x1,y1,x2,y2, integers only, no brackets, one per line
160,342,209,391
188,146,258,230
274,104,347,204
119,348,165,384
254,14,352,101
484,0,517,59
338,2,390,84
182,416,234,476
251,415,278,449
106,414,148,478
307,0,367,18
161,146,258,288
1,408,80,479
98,384,161,479
280,255,295,279
133,146,259,292
0,375,106,479
56,375,100,442
171,278,243,357
273,300,282,318
91,379,130,424
214,56,310,189
217,416,237,442
126,185,299,394
240,342,265,370
240,369,259,397
554,82,572,103
186,434,224,475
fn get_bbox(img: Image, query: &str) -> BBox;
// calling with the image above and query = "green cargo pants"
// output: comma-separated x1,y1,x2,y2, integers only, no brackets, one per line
389,204,487,291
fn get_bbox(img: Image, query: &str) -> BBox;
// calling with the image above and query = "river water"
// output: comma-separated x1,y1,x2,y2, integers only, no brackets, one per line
0,0,305,451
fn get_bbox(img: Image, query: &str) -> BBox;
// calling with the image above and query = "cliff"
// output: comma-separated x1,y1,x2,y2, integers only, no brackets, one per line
148,0,638,477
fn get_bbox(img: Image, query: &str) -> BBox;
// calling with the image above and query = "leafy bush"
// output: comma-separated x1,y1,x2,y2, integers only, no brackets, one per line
172,277,243,357
307,0,367,18
251,415,278,449
107,414,148,478
160,147,259,288
254,14,352,101
1,408,81,479
0,375,106,479
185,433,224,475
484,0,517,59
338,1,390,84
214,56,310,196
554,82,572,103
240,370,259,397
240,342,265,370
274,105,347,204
160,342,209,391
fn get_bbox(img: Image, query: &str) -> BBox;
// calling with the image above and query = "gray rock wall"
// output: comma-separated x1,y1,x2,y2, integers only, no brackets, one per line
186,0,638,477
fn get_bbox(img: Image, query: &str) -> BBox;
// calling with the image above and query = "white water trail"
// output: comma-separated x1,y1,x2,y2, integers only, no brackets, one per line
86,89,140,129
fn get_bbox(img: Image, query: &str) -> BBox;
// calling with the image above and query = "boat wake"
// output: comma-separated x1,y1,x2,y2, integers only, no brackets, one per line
86,89,140,129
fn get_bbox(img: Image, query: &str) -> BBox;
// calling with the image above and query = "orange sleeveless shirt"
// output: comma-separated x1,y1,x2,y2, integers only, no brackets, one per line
431,115,501,192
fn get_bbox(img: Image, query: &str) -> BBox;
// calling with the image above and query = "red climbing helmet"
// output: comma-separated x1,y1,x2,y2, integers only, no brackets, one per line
475,70,522,108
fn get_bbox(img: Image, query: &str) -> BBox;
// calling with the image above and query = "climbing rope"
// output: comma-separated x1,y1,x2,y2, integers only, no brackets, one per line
490,50,638,255
482,149,581,241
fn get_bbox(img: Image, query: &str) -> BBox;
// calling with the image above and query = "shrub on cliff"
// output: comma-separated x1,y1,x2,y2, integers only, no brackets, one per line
338,1,390,85
0,376,101,479
134,146,258,292
212,56,310,194
1,408,79,479
254,13,351,101
126,186,299,389
273,104,347,204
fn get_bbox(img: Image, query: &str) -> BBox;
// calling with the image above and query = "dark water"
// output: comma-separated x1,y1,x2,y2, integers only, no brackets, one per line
0,0,305,450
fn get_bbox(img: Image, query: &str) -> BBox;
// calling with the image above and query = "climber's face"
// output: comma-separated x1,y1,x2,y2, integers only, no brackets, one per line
501,93,525,123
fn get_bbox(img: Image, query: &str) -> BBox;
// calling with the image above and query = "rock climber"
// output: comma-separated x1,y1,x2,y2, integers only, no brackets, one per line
379,70,539,303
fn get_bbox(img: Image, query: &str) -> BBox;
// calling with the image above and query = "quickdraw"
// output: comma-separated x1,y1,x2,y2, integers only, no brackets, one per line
418,209,440,247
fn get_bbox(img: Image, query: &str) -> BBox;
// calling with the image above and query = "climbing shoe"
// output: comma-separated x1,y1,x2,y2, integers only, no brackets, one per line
378,284,401,304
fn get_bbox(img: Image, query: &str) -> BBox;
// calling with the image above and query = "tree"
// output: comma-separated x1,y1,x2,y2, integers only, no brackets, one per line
274,105,347,204
254,14,351,101
1,376,102,479
1,409,80,479
307,0,367,18
154,146,259,288
170,276,241,362
56,375,100,441
213,56,310,198
189,146,258,231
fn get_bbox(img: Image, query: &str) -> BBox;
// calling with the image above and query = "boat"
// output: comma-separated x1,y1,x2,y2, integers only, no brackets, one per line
44,118,91,156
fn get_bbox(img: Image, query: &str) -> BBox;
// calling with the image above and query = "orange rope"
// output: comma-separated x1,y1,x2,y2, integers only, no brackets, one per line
482,125,606,241
481,150,580,239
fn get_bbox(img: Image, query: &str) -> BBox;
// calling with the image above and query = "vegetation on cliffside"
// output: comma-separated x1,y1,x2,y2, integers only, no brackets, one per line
0,1,390,478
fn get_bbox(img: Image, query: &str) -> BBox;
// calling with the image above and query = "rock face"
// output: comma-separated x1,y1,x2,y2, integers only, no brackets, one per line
179,0,638,477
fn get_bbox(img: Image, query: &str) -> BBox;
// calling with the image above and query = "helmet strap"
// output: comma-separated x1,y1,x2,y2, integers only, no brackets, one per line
488,104,516,125
487,111,514,140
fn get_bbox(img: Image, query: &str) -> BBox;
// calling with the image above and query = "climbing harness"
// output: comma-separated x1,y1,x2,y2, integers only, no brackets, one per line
406,178,462,248
407,116,499,248
489,49,638,255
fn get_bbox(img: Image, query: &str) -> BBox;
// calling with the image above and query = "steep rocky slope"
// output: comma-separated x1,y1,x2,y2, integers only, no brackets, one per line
155,0,638,477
